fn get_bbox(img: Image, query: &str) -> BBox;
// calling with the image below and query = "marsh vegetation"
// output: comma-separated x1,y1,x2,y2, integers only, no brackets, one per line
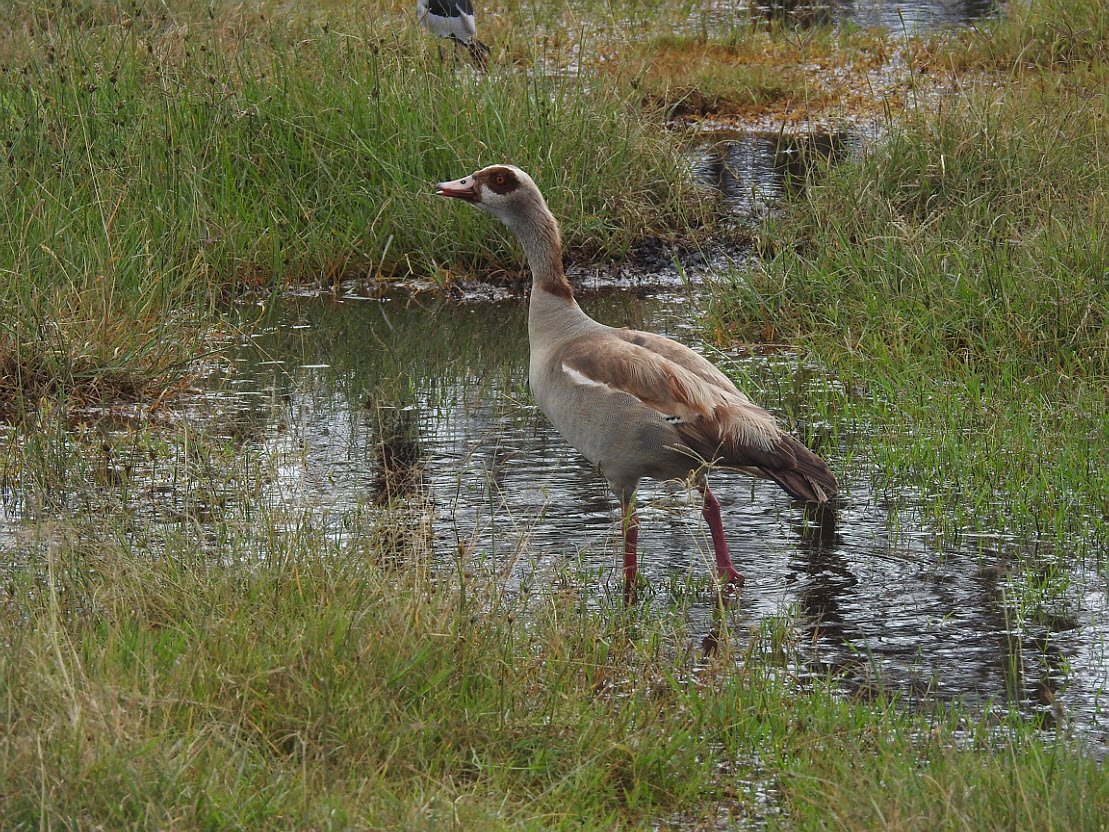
1,0,1108,828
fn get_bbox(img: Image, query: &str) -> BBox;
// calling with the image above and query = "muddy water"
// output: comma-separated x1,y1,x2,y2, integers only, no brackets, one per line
218,262,1108,750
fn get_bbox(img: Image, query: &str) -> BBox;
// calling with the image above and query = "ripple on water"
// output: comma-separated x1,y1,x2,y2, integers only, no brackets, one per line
177,283,1107,754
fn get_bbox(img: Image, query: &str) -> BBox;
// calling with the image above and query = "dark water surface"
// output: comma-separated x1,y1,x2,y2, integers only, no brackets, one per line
729,0,997,32
690,131,853,220
214,273,1108,752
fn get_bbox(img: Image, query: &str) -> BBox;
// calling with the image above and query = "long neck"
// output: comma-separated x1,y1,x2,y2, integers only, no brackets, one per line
507,205,574,302
511,203,604,354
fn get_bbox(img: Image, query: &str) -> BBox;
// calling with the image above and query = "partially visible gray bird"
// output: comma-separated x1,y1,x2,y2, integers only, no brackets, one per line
417,0,491,69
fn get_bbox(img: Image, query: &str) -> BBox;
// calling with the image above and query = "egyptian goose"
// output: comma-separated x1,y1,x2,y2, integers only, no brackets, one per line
416,0,491,69
436,165,837,599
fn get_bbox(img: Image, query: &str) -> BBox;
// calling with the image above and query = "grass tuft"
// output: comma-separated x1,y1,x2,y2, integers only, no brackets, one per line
706,5,1109,564
2,506,1109,829
0,0,707,410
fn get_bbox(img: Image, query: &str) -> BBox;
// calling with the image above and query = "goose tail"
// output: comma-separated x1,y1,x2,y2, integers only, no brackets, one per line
765,436,838,503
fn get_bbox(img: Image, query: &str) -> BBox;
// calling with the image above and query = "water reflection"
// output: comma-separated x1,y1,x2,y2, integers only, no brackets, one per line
602,0,998,38
209,286,1109,749
367,403,425,504
837,0,997,32
693,131,850,218
747,0,997,32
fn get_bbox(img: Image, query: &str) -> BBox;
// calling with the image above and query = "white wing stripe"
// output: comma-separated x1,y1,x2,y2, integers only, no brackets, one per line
562,363,615,391
562,363,691,424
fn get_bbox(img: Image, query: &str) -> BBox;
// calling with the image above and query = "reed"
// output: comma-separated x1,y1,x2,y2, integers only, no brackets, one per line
704,16,1109,568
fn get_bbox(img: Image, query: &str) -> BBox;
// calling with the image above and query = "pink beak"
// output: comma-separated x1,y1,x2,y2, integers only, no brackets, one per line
436,175,479,202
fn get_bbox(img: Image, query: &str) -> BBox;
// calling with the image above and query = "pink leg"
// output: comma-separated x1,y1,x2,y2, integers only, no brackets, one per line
700,484,744,587
621,500,639,603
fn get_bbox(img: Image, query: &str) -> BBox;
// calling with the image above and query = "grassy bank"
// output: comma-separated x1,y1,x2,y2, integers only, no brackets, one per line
5,0,1104,413
2,507,1107,830
708,17,1109,562
3,0,1109,829
0,0,704,410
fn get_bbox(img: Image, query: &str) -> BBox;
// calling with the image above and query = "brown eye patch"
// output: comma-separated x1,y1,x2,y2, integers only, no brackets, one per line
481,166,518,194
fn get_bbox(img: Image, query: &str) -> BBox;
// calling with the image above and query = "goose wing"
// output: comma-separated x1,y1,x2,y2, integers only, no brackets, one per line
558,332,837,502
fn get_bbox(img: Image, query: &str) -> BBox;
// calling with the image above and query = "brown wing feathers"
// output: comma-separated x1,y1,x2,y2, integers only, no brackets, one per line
560,337,735,428
561,334,837,503
751,434,837,503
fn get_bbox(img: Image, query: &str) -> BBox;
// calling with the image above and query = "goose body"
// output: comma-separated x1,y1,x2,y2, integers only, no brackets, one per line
437,165,837,598
416,0,491,68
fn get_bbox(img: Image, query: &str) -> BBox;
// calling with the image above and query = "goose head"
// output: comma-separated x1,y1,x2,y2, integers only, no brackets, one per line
436,165,551,234
437,163,568,294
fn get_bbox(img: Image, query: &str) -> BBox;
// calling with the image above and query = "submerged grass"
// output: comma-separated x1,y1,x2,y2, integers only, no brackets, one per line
607,27,898,126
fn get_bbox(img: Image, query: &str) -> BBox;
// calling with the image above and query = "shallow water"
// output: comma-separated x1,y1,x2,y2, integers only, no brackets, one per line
4,265,1103,745
582,0,998,36
722,0,997,33
210,273,1109,751
690,131,852,219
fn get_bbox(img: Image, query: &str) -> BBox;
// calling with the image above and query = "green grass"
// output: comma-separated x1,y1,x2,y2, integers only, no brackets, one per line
3,0,1109,828
0,0,707,409
706,25,1109,563
912,0,1109,74
8,0,1081,410
1,0,701,283
2,505,1108,830
604,26,898,122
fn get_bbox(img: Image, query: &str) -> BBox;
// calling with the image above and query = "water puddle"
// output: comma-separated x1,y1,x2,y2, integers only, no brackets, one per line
3,250,1106,751
721,0,997,33
2,0,1106,752
5,269,1103,748
691,130,852,219
569,0,998,37
183,277,1105,750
